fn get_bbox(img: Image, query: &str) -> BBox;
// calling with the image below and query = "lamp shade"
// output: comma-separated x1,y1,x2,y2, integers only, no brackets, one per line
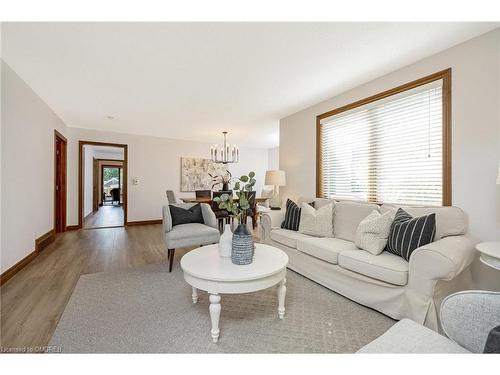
265,170,286,186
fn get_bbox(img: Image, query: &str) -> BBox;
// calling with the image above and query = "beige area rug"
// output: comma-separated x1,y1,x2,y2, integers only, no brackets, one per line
49,263,395,353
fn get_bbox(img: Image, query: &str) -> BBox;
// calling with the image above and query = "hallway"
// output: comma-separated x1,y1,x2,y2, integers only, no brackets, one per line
83,205,124,228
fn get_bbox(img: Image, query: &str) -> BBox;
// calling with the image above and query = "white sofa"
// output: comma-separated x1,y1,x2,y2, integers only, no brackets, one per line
261,197,477,331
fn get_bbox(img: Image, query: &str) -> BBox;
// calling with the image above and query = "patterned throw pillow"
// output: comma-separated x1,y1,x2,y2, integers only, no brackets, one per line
281,199,314,231
299,202,333,237
386,208,436,261
355,210,394,255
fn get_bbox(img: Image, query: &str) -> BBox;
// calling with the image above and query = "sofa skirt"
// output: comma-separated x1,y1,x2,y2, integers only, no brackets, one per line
265,238,473,332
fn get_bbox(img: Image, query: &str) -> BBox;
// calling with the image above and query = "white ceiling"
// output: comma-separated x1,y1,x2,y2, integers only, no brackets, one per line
2,22,498,148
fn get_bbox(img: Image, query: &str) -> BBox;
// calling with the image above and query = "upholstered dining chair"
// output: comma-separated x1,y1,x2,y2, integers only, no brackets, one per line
162,203,220,272
165,190,177,204
195,190,211,199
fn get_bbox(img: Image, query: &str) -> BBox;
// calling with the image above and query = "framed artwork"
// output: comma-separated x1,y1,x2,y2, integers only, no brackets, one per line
180,157,226,192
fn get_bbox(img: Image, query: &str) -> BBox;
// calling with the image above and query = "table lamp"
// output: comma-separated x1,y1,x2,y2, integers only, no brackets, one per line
265,170,286,209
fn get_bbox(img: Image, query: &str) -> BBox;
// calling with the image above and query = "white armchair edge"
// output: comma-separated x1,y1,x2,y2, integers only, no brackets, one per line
200,203,218,229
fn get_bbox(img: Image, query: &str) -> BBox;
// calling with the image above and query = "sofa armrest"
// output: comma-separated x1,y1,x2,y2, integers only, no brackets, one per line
260,210,286,241
409,235,477,294
201,203,218,229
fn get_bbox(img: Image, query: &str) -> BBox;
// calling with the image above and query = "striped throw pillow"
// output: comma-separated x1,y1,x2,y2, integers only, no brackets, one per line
281,199,302,231
281,199,316,231
386,208,436,261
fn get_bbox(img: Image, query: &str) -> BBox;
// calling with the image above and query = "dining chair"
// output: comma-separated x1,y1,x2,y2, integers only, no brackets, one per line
245,191,258,229
110,188,120,205
165,190,177,204
195,190,212,199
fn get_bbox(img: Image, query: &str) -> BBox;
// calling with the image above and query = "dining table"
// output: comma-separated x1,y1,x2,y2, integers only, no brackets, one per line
182,196,270,204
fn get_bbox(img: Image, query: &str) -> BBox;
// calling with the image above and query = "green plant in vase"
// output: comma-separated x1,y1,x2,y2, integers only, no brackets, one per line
213,171,256,224
213,171,256,265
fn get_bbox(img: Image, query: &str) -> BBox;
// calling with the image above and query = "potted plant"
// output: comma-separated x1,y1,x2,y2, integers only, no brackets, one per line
209,170,234,191
214,171,256,264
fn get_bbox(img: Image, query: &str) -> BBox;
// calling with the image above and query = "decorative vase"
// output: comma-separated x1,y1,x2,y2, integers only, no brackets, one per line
219,224,232,258
231,223,254,265
222,182,229,191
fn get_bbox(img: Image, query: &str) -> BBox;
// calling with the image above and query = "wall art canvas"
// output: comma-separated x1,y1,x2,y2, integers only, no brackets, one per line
180,157,227,192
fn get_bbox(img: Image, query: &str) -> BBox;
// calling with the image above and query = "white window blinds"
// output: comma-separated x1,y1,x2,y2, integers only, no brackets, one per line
319,79,444,206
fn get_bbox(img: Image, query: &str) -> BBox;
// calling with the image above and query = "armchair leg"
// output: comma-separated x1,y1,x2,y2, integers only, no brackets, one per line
168,249,175,272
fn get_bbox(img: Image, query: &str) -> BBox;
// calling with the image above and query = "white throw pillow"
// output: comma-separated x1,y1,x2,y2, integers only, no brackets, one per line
299,202,334,237
355,210,394,255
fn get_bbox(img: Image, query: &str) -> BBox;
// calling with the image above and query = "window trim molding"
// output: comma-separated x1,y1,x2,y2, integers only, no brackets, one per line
316,68,452,206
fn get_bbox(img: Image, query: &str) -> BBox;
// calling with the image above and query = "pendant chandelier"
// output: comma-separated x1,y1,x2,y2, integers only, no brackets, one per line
210,131,239,164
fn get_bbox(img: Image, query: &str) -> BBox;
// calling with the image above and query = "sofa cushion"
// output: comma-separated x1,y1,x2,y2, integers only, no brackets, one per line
299,202,334,237
355,210,394,255
334,201,380,242
338,250,409,286
165,223,220,248
380,204,467,240
296,237,357,264
270,228,311,248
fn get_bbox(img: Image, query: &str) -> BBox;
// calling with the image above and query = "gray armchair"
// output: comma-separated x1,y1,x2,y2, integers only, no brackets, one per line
162,203,220,272
357,290,500,353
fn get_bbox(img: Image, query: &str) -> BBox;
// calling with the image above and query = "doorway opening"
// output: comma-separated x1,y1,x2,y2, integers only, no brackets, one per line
79,141,128,229
54,130,67,233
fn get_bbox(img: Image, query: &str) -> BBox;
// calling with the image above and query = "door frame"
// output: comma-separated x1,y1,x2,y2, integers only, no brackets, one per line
78,141,128,228
101,163,124,206
54,130,67,233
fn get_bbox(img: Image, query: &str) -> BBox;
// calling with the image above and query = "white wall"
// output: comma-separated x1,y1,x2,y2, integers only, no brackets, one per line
268,147,280,171
1,60,68,273
67,127,270,224
281,29,500,241
280,29,500,290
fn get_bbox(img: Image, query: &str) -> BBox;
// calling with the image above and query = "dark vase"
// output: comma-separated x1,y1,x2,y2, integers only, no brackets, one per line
231,223,254,265
222,182,229,191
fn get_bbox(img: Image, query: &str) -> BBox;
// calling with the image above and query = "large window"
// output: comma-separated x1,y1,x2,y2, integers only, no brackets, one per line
317,69,451,206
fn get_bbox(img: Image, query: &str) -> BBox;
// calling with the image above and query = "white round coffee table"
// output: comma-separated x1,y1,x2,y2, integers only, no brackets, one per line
180,243,288,343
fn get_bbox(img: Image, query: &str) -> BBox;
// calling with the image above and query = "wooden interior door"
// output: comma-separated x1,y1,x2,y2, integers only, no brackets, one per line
54,131,67,233
92,158,99,212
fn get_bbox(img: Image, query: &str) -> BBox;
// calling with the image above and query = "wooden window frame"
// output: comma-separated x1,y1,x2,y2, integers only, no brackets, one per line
316,68,452,206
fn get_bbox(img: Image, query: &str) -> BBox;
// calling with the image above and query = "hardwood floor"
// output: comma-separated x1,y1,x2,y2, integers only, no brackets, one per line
0,225,167,351
83,205,124,228
0,223,262,352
